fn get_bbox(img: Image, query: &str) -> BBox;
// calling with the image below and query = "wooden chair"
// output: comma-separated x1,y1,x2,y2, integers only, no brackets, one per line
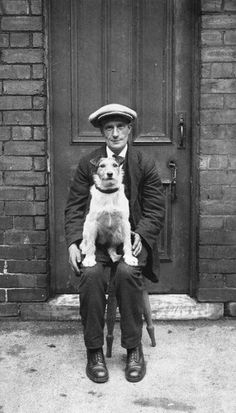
106,267,156,358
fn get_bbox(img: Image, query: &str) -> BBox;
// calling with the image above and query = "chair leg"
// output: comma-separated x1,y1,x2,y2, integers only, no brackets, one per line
142,289,156,347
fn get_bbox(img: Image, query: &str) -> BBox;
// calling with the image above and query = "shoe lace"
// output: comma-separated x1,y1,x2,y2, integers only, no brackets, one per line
95,350,104,364
128,347,139,363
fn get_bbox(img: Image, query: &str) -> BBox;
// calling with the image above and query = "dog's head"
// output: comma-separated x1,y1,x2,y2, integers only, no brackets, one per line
91,157,124,190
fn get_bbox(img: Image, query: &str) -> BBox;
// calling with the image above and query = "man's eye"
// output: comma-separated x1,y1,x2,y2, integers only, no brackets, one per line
106,127,112,131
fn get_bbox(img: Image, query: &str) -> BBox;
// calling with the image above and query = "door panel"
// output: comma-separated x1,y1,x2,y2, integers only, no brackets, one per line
49,0,194,294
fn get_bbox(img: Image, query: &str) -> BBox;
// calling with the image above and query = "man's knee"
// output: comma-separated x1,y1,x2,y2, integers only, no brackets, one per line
115,261,143,285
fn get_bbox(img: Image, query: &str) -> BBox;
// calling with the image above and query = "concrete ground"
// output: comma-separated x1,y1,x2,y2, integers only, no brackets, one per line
0,319,236,413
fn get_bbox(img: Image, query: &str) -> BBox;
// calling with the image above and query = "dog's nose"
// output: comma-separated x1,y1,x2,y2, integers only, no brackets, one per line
107,172,113,178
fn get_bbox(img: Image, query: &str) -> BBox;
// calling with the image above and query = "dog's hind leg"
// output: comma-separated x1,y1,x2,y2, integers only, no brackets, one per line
108,247,121,263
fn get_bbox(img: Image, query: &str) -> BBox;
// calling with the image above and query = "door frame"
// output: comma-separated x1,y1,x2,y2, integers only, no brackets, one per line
46,0,201,297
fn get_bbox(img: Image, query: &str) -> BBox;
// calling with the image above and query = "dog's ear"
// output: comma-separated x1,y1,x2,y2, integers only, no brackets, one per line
113,155,125,166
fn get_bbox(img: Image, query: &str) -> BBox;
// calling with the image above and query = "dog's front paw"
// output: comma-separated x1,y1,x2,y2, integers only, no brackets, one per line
124,255,138,266
82,256,96,267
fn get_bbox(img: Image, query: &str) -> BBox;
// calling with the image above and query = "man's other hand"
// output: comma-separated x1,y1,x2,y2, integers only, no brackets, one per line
132,232,142,257
68,243,82,274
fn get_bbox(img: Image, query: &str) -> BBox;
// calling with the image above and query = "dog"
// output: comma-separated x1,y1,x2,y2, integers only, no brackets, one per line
80,157,138,267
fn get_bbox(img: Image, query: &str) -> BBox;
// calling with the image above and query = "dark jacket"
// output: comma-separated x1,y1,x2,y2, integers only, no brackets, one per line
65,144,165,282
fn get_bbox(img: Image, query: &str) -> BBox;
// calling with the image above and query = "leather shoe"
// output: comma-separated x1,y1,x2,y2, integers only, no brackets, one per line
125,343,146,382
86,348,109,383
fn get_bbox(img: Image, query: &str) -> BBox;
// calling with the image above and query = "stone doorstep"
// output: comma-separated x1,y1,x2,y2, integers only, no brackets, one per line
19,294,224,321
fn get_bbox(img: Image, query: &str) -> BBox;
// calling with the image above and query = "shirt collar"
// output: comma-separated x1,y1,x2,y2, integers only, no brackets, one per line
106,145,128,159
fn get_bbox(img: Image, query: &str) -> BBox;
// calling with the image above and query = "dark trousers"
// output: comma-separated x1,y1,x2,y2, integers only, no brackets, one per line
79,245,148,350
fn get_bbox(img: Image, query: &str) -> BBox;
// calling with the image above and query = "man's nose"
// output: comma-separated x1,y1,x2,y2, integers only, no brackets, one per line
112,126,119,137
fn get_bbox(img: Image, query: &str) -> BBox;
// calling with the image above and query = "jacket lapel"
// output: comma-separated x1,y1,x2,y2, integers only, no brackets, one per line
127,144,142,208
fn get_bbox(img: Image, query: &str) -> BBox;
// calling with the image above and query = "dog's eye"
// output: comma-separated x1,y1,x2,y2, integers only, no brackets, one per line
112,163,118,168
99,163,105,168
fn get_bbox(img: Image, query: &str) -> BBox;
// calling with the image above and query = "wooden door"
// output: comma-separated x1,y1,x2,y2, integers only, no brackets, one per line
49,0,195,294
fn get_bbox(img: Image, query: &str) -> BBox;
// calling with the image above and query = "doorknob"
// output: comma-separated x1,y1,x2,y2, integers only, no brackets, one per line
168,160,177,201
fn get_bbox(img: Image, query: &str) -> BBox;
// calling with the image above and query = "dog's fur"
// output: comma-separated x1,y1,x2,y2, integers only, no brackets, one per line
80,157,138,267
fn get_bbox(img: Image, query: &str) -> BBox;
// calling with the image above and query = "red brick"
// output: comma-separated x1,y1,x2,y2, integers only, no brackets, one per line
201,79,236,93
0,126,10,141
12,126,32,140
225,216,236,230
201,124,236,140
0,290,5,302
224,0,236,11
201,200,236,215
202,47,236,62
31,0,42,15
3,80,44,95
0,65,30,79
5,171,45,186
1,16,42,31
32,64,44,79
34,157,46,171
202,15,236,29
5,201,46,216
225,274,236,287
33,33,43,47
35,187,47,201
0,0,29,15
5,230,47,245
199,245,236,259
224,30,236,44
0,156,32,170
201,0,222,12
211,62,234,78
7,288,48,302
14,217,34,230
33,96,46,109
201,30,222,46
0,217,13,230
35,246,47,259
201,94,224,109
2,49,43,64
33,126,46,140
223,187,236,201
5,260,47,274
0,303,19,317
199,273,224,288
0,231,4,244
200,170,236,185
0,274,47,288
0,246,33,260
200,230,236,245
225,94,236,108
10,33,30,48
197,288,236,302
201,139,236,155
3,110,45,125
200,216,224,229
35,216,46,229
0,187,33,201
0,33,9,47
0,96,31,110
4,141,45,155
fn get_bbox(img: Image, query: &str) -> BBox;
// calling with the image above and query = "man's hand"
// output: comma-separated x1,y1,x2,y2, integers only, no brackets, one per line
132,232,142,257
68,243,82,274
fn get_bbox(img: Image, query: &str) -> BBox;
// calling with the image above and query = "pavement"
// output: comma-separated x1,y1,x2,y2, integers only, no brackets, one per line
0,319,236,413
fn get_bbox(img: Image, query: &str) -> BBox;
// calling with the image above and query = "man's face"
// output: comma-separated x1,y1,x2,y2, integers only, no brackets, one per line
101,117,132,154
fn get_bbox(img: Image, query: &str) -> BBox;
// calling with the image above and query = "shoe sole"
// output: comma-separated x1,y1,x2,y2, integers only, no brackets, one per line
125,362,146,383
86,366,109,383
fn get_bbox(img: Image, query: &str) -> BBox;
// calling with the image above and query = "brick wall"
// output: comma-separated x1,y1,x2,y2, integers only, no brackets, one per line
198,0,236,302
0,0,235,316
0,0,48,315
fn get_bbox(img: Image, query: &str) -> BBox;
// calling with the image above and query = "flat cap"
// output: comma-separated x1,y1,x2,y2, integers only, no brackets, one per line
89,103,137,127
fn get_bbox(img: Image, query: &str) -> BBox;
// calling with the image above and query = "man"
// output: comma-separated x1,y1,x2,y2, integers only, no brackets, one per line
65,103,165,383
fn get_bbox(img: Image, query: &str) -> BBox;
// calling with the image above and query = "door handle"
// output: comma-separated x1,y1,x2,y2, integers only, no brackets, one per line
168,160,177,201
177,112,186,149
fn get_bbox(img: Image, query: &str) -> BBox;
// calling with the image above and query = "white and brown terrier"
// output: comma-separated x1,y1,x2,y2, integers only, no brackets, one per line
80,157,138,267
